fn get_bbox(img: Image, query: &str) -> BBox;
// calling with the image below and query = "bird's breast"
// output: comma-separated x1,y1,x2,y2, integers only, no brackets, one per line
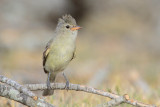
46,43,75,71
57,45,74,61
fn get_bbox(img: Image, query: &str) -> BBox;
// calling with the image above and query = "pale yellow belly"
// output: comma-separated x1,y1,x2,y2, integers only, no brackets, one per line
45,46,74,72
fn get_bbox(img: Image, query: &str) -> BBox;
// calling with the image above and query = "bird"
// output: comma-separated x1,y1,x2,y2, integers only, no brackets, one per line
42,14,81,96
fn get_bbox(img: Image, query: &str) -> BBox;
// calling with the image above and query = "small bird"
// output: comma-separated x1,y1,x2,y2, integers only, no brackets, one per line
42,14,81,96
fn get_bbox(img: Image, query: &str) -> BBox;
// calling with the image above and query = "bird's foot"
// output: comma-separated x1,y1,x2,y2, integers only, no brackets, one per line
63,72,69,91
47,81,51,90
65,80,69,91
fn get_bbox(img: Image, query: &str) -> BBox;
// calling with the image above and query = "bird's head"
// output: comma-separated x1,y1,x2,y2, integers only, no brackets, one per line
56,14,81,35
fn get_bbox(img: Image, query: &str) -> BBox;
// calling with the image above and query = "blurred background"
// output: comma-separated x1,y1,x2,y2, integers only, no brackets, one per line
0,0,160,107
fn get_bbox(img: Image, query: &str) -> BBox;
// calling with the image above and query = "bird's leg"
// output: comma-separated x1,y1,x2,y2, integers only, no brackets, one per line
63,72,69,90
47,72,51,89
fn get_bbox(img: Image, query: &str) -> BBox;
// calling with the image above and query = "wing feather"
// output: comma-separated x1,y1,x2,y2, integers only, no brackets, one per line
43,39,53,73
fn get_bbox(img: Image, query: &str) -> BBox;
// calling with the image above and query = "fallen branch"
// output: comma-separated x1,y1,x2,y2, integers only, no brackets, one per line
0,75,156,107
25,83,156,107
0,75,36,98
0,75,55,107
96,95,127,107
0,84,54,107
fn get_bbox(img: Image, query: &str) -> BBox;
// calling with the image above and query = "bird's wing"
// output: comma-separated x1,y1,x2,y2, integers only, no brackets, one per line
43,38,53,73
70,48,76,61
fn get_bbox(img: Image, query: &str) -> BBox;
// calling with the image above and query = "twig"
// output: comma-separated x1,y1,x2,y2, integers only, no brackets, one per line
0,75,156,107
96,94,128,107
0,84,55,107
0,75,55,107
25,83,156,107
0,75,36,98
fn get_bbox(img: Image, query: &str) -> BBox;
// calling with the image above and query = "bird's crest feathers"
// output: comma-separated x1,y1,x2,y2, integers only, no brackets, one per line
58,14,76,25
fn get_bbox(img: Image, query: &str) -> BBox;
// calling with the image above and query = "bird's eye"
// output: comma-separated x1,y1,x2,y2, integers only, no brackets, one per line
66,25,70,29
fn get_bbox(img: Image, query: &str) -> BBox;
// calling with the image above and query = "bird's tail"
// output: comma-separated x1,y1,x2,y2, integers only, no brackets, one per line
43,72,56,96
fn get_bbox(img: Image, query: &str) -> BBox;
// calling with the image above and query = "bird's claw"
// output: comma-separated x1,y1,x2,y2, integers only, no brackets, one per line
47,81,51,89
63,72,69,91
47,84,51,90
65,81,69,91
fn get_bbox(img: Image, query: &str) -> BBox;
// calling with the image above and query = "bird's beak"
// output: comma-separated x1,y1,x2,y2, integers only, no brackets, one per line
71,26,82,31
